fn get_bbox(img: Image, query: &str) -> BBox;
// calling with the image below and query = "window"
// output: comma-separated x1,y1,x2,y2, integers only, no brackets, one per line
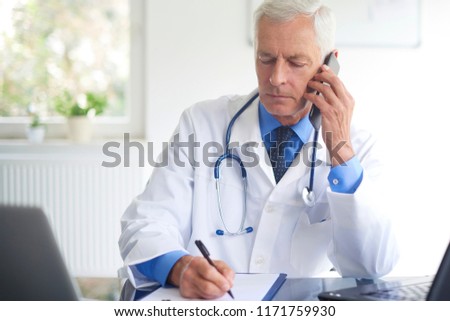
0,0,144,139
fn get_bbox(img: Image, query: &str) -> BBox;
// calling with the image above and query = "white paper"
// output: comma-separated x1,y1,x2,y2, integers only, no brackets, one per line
139,273,283,301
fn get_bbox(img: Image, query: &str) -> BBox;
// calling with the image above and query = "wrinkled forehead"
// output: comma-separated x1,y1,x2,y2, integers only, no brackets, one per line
256,15,321,62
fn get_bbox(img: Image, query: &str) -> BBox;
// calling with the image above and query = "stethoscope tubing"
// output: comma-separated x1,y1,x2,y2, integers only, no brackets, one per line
224,93,260,152
214,91,318,236
308,129,320,195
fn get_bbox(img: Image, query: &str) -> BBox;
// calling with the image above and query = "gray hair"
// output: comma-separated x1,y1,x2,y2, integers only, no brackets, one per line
254,0,336,59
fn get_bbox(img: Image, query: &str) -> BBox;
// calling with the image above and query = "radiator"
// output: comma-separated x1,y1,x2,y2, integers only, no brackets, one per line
0,145,150,277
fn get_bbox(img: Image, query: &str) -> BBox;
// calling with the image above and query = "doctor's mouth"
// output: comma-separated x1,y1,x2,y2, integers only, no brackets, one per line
101,132,348,169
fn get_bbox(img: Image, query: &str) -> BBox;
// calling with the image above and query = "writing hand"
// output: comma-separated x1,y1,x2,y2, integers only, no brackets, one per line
168,255,235,299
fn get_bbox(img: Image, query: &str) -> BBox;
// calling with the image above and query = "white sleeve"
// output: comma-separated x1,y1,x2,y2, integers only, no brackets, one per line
326,129,400,278
118,109,196,280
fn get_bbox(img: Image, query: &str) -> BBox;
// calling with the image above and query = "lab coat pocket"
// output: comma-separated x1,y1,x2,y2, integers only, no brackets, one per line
290,213,332,276
305,202,330,225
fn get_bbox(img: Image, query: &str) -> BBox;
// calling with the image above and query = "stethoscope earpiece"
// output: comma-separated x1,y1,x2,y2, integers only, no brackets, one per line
216,226,253,236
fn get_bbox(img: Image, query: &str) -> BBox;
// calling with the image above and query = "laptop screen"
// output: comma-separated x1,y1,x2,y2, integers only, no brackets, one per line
427,242,450,300
0,206,79,300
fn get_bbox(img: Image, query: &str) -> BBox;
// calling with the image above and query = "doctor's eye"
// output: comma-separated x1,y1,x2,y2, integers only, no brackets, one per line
288,60,307,68
258,55,276,65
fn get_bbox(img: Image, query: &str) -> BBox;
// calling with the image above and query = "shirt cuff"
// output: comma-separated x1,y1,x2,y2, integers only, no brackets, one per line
134,250,188,286
328,156,363,194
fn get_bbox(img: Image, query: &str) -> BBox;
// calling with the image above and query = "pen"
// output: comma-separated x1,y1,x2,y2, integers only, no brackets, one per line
194,240,234,299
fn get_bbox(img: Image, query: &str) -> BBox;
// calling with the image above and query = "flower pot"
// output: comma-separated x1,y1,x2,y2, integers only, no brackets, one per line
67,116,93,143
26,126,46,144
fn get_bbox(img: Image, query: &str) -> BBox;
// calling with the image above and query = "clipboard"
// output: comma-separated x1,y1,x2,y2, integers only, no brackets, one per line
139,273,287,301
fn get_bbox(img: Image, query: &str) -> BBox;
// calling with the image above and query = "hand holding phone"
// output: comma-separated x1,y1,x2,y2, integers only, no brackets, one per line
308,52,340,131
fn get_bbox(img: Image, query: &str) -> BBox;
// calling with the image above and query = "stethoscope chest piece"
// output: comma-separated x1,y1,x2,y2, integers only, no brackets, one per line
302,186,316,207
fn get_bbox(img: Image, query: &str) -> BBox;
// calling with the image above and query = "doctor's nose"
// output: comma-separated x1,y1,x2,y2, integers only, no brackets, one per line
269,61,287,87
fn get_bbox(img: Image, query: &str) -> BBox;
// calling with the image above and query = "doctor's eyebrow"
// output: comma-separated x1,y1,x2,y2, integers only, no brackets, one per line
257,51,312,65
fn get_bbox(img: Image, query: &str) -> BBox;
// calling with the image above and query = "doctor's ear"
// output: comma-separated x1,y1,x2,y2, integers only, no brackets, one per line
332,50,338,59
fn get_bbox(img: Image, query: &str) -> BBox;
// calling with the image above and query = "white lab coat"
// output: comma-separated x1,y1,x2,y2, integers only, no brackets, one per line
119,89,399,288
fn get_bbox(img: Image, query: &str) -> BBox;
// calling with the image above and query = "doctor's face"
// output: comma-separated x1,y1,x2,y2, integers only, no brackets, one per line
255,15,322,126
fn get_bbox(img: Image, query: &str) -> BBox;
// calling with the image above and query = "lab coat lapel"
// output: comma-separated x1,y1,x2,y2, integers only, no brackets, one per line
228,96,276,186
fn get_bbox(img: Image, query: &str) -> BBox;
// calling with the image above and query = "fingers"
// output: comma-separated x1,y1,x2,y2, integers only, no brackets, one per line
314,64,348,100
178,257,234,299
305,65,350,106
214,260,235,286
304,63,354,116
303,64,356,165
304,81,338,109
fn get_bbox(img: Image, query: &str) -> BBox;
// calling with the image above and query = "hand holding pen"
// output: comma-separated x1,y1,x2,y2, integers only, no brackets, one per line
170,241,235,299
195,240,235,299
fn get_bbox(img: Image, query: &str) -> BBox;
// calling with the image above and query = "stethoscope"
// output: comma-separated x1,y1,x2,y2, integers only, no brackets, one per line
214,92,319,236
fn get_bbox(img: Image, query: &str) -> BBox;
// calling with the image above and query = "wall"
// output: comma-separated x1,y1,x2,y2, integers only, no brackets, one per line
146,0,450,276
0,144,150,277
146,0,256,145
338,0,450,275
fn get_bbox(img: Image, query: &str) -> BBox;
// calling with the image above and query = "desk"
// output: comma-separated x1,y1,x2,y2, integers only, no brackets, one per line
120,277,383,301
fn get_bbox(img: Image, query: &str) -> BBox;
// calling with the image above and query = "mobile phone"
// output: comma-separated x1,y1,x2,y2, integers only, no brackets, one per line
309,52,340,131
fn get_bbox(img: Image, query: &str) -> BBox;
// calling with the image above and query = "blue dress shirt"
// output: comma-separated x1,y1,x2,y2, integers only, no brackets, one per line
258,102,363,193
135,101,364,285
135,250,188,286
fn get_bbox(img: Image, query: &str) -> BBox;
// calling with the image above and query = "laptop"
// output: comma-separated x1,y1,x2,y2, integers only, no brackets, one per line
318,242,450,301
0,205,80,300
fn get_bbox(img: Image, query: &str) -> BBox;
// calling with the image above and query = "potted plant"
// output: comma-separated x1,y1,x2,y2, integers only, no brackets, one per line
54,90,107,143
26,113,46,144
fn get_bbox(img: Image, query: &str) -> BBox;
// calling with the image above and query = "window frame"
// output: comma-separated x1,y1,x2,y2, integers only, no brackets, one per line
0,0,145,140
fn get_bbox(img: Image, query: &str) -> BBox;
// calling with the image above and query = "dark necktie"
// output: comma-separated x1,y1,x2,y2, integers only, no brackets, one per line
269,126,296,183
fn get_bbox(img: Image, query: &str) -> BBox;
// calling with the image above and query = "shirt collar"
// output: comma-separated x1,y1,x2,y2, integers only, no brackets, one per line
258,101,313,143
